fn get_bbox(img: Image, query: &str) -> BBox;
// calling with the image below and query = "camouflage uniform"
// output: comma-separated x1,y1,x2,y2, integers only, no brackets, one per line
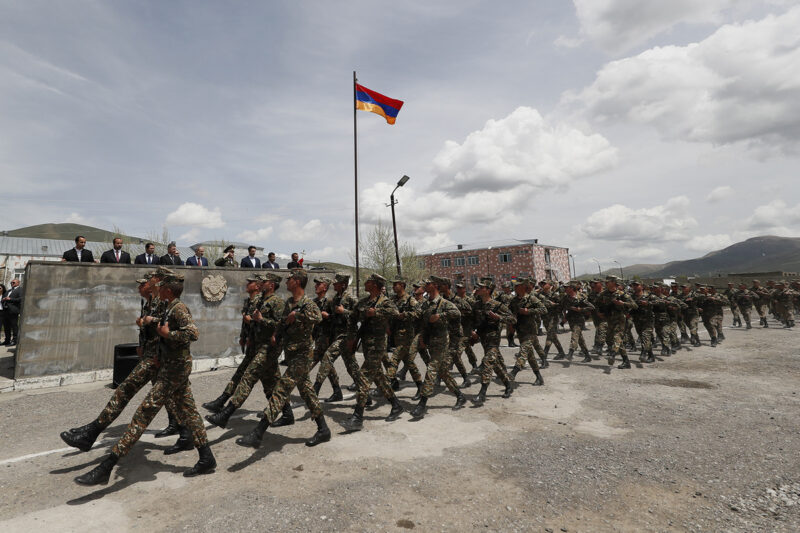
588,284,607,354
665,293,687,350
386,291,423,383
679,288,702,345
561,290,594,357
630,289,656,361
651,291,673,353
776,285,797,327
314,288,365,392
595,280,637,367
418,294,462,397
752,283,771,326
447,292,472,381
509,287,547,371
459,293,479,369
497,287,516,346
724,286,742,326
698,290,726,345
472,297,515,386
352,292,400,409
540,288,565,356
734,288,756,328
112,298,208,457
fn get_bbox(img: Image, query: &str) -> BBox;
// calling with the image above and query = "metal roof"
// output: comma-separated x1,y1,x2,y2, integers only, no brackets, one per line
0,236,195,258
420,239,567,255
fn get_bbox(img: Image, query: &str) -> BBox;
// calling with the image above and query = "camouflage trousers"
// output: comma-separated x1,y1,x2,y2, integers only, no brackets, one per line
356,344,397,408
420,337,460,397
262,350,322,423
478,342,512,386
655,317,677,349
592,318,607,348
453,335,479,373
625,319,635,346
97,356,178,428
684,314,699,336
702,314,723,340
222,345,256,397
229,344,281,409
568,320,588,352
410,334,431,365
112,361,208,458
315,336,359,389
633,319,654,352
677,315,688,337
730,303,741,323
543,315,563,353
756,303,768,319
739,306,752,327
605,316,628,356
448,336,470,378
515,334,541,371
780,303,795,325
386,332,423,383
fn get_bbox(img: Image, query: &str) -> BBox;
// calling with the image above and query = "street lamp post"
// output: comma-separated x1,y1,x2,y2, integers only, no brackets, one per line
592,257,602,276
569,254,576,280
612,260,624,280
389,175,410,277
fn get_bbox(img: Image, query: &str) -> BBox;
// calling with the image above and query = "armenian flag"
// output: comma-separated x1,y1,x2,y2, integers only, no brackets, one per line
355,84,404,125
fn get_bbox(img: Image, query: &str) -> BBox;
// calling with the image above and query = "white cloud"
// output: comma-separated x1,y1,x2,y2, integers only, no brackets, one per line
553,35,584,49
237,227,274,243
686,233,734,252
62,212,92,225
306,246,338,261
568,6,800,154
179,228,202,243
572,0,735,54
745,199,800,231
278,219,323,242
706,186,734,203
581,196,698,242
165,202,225,228
614,246,665,260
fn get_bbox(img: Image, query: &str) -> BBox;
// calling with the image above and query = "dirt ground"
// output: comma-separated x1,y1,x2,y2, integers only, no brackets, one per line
0,317,798,532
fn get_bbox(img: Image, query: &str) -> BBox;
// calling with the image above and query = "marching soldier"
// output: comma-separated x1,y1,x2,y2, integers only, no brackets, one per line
560,281,594,361
540,280,566,361
497,282,517,347
751,280,771,327
596,275,637,369
508,277,547,381
630,281,656,362
385,279,425,398
310,276,342,396
734,282,756,329
588,280,607,356
439,278,471,388
471,280,515,405
724,282,742,327
455,282,480,373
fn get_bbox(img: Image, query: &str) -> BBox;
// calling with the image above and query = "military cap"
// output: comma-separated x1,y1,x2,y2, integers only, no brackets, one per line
430,275,450,286
752,279,760,283
262,272,282,284
412,281,422,289
223,244,235,253
333,273,350,286
157,272,185,286
568,280,582,289
135,276,150,284
679,284,687,288
512,277,528,286
288,268,307,283
246,275,261,283
630,280,642,286
365,273,386,286
605,275,620,283
455,281,465,289
154,266,175,277
502,281,513,289
390,278,407,286
475,279,493,289
670,282,678,286
313,276,334,285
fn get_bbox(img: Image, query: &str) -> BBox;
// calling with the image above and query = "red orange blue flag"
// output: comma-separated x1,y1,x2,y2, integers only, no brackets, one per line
355,84,404,125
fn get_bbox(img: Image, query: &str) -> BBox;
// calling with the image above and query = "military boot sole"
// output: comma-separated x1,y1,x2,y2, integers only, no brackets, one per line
306,429,331,447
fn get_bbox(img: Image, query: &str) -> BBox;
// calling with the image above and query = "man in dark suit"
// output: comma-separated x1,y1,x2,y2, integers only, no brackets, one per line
62,236,95,262
100,238,132,264
134,243,158,265
240,246,261,268
160,242,184,265
286,252,301,269
186,246,209,266
262,252,280,269
2,279,22,346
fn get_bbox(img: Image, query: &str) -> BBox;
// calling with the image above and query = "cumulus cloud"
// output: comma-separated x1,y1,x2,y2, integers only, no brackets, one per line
62,212,93,225
706,186,734,203
572,0,734,54
568,6,800,154
686,233,734,252
745,199,800,231
581,196,698,242
237,227,274,243
165,202,225,228
614,246,665,260
278,219,323,242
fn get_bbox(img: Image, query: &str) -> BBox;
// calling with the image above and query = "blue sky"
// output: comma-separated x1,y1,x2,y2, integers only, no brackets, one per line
2,1,799,273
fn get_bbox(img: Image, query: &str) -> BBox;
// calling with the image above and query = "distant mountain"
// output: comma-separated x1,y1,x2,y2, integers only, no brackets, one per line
589,236,800,279
5,223,146,244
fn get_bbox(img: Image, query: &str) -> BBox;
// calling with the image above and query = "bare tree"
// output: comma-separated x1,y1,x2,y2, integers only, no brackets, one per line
352,220,428,282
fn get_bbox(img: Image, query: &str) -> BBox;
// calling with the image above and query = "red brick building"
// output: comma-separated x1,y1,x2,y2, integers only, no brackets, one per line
418,239,571,288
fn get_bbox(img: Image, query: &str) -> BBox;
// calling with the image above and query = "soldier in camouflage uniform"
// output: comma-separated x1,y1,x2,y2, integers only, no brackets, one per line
670,283,689,343
236,269,331,448
734,282,756,329
409,276,467,418
471,280,515,406
679,284,702,346
724,283,742,327
651,284,675,355
540,280,566,360
751,280,771,327
314,274,366,403
697,286,726,346
774,281,797,328
439,279,471,388
595,276,637,369
560,281,594,361
75,273,215,485
630,281,656,362
205,273,287,428
310,276,342,397
455,282,480,372
498,282,517,347
341,273,405,430
385,279,424,397
61,267,183,452
508,277,547,381
664,287,687,352
588,280,607,356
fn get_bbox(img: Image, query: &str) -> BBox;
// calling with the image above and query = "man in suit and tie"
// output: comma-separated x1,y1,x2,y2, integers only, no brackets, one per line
1,279,22,346
160,242,184,266
134,243,158,265
240,246,261,268
100,238,132,264
186,246,209,266
262,252,280,270
62,236,96,262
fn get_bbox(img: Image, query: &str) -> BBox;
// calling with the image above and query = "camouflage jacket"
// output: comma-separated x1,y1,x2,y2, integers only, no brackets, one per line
450,295,473,338
630,292,656,322
588,290,605,322
391,293,420,338
254,293,285,345
561,294,594,324
697,293,727,317
280,294,322,357
752,286,771,305
734,289,756,309
329,291,357,340
595,289,637,321
313,295,330,342
724,288,740,307
678,291,700,316
240,294,262,344
420,295,460,346
350,293,399,346
140,296,165,358
510,293,547,338
159,298,199,373
539,290,562,318
665,295,688,319
472,297,515,347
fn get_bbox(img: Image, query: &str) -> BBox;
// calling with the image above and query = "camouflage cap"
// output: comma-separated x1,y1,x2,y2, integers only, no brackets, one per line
455,281,465,289
288,268,307,283
154,266,175,278
752,279,760,283
365,273,386,286
333,273,350,286
605,275,620,283
135,276,150,284
567,280,582,289
262,272,282,285
156,272,184,286
512,277,528,286
246,275,261,283
412,281,423,289
430,275,450,286
390,278,407,286
475,279,493,289
630,280,642,286
313,276,334,285
670,282,678,286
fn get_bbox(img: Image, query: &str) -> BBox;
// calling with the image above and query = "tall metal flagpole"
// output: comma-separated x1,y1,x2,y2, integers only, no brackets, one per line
353,71,360,297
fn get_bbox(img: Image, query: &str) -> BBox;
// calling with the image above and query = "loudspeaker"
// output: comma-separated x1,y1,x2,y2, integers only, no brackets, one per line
112,343,141,388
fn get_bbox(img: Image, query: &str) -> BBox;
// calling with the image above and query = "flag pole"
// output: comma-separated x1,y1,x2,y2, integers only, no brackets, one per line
353,70,360,298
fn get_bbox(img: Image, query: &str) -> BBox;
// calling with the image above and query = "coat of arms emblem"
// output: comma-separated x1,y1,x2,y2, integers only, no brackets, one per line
201,274,228,302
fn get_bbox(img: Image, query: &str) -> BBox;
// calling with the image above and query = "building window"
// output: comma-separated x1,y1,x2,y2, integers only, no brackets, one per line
544,249,551,264
441,257,451,267
454,257,465,267
418,260,425,269
467,255,479,265
499,252,512,263
470,275,478,287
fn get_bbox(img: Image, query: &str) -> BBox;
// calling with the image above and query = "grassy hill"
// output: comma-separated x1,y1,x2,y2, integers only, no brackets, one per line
6,223,145,243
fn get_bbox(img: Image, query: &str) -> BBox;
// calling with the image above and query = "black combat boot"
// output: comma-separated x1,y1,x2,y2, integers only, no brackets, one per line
236,418,270,448
386,397,404,421
184,445,216,476
680,333,689,343
607,351,616,366
164,425,194,455
347,382,359,392
718,331,725,341
532,371,544,386
459,374,471,388
75,453,118,486
746,322,752,329
510,365,521,379
61,420,104,452
645,350,655,363
306,415,331,447
391,377,401,391
552,350,565,361
581,349,592,363
454,392,467,409
412,381,424,401
502,381,514,398
763,318,769,328
397,367,408,381
661,346,670,356
566,349,574,361
202,392,230,413
617,354,631,369
473,383,489,406
539,355,549,369
342,405,364,431
270,402,295,427
155,412,180,438
710,337,717,347
324,385,343,403
205,403,236,429
313,381,322,395
410,396,427,419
